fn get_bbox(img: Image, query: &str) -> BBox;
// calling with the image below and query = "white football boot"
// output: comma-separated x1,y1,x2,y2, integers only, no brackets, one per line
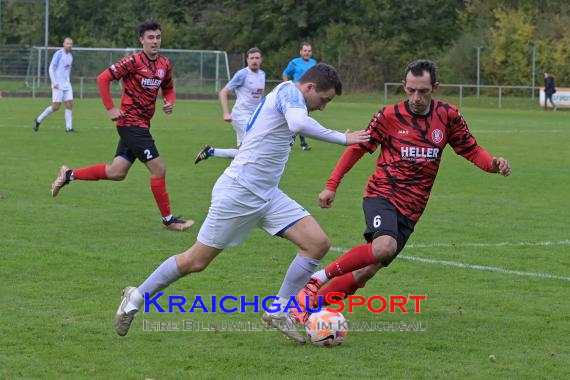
114,287,139,336
262,311,306,344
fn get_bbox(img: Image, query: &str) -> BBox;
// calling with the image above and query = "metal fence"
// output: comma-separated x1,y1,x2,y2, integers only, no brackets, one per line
0,75,231,99
0,45,230,96
0,45,32,76
384,82,540,109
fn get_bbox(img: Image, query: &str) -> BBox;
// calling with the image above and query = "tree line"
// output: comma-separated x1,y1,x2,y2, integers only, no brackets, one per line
2,0,569,90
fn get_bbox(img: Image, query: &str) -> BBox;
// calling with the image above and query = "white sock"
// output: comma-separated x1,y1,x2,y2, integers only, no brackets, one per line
65,109,72,130
125,288,144,313
276,253,320,302
137,256,183,298
37,106,53,123
212,148,238,158
313,269,328,283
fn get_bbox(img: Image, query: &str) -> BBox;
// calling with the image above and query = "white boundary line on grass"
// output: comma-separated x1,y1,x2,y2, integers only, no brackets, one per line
406,240,570,249
330,240,570,282
397,256,570,282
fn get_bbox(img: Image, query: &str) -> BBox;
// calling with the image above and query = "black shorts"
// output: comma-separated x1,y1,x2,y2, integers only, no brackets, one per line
362,197,416,266
115,126,160,163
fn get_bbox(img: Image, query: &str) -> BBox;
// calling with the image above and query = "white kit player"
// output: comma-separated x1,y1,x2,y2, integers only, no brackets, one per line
194,47,265,163
114,63,370,344
34,37,75,133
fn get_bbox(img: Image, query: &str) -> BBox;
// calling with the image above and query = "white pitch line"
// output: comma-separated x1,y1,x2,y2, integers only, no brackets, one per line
406,240,570,249
399,256,570,282
329,243,570,282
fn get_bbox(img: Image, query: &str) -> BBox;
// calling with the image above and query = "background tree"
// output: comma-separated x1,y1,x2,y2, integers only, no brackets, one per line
1,0,568,89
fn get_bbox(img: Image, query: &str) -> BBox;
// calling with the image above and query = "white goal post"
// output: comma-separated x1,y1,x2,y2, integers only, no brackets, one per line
26,46,230,97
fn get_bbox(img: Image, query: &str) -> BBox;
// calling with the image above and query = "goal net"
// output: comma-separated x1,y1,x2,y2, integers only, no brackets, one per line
26,46,230,98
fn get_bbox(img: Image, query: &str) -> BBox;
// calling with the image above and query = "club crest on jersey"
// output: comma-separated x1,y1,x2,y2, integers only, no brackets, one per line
157,69,165,78
431,129,443,144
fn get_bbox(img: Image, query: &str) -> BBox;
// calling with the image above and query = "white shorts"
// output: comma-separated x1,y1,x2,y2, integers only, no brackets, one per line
231,118,248,146
52,87,73,103
197,174,310,249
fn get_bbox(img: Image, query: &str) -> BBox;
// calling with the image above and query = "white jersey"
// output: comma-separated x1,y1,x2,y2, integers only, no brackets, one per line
225,67,265,121
223,81,308,201
49,49,73,90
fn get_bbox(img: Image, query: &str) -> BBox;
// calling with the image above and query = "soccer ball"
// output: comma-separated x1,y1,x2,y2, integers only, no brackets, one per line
305,310,348,347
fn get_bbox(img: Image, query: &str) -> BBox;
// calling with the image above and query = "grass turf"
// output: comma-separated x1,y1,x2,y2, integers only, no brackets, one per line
0,96,568,379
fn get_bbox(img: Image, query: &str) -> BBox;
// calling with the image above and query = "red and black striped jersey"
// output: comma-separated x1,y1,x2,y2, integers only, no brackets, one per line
108,51,174,128
327,99,495,222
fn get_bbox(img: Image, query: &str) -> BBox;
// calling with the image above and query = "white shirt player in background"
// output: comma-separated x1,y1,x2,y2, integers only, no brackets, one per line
34,37,74,132
194,47,265,164
114,63,370,344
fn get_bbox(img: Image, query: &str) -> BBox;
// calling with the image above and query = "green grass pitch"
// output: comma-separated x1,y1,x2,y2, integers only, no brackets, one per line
0,96,568,379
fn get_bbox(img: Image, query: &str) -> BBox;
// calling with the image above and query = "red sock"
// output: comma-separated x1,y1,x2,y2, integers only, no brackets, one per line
73,164,107,180
150,177,171,218
318,272,365,306
324,243,377,279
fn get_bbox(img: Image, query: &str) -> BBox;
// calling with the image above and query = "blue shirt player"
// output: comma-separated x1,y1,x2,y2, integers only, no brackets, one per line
282,42,317,151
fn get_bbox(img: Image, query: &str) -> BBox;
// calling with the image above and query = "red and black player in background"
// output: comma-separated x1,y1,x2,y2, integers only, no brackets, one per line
50,19,193,231
296,59,511,317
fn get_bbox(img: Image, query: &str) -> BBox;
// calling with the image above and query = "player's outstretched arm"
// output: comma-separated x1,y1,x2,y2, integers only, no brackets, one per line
448,108,511,177
286,109,370,145
492,157,511,176
344,129,371,145
456,142,511,177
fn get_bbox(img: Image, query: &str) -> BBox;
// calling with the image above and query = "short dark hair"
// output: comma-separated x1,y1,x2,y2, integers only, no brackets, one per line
299,63,342,95
246,47,262,57
405,59,438,85
139,19,161,37
300,42,311,50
